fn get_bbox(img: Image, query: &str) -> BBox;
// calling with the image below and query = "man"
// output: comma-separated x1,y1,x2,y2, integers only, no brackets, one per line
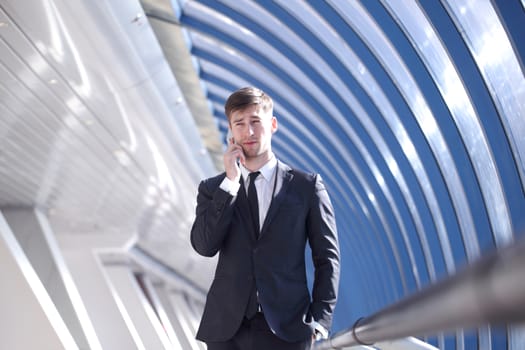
191,87,340,350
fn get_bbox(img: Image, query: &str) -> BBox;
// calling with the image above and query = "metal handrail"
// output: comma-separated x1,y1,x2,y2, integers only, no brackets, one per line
314,237,525,349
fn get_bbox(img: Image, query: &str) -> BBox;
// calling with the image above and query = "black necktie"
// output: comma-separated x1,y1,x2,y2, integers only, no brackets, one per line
247,172,260,235
246,171,260,319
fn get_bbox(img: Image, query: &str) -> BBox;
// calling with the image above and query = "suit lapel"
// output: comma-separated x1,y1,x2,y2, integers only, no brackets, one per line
260,162,294,237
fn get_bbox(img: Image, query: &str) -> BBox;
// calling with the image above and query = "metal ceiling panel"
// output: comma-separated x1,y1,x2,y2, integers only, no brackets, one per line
0,0,217,291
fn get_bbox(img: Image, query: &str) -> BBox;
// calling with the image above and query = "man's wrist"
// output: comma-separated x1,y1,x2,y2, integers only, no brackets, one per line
313,321,328,340
220,176,240,196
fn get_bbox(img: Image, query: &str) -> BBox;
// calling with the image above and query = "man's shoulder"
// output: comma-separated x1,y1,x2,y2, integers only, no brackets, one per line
283,162,317,183
200,172,227,188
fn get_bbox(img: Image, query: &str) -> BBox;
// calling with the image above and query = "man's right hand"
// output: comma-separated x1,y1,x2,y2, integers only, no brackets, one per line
223,137,245,181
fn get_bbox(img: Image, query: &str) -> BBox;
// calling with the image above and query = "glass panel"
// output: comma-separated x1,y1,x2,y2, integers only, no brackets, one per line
327,0,480,260
381,0,513,250
443,0,525,225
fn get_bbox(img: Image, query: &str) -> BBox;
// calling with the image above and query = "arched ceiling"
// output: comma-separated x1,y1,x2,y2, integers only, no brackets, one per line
161,0,525,344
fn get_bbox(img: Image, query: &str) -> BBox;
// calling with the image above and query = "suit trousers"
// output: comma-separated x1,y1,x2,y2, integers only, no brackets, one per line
205,313,313,350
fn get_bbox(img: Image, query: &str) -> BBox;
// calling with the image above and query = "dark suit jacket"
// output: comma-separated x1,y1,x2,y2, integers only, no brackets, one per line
190,161,340,343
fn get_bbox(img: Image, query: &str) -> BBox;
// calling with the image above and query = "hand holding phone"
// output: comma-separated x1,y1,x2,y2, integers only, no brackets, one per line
224,130,245,181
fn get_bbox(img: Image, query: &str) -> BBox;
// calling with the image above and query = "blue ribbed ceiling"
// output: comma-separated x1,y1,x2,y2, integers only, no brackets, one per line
174,1,525,348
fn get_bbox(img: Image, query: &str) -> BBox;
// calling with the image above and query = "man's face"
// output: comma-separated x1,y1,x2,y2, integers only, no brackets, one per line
229,104,277,159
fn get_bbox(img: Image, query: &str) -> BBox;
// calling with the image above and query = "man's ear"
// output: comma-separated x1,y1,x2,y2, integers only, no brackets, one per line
271,116,278,133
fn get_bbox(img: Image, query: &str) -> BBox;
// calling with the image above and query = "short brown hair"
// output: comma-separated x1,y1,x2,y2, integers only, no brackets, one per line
224,87,273,120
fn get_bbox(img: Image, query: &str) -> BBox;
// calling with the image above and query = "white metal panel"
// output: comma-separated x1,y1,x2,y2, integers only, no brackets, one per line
0,211,78,350
0,0,216,290
102,259,173,350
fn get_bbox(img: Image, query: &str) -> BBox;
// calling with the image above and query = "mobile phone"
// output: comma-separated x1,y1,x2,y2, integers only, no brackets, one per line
227,129,244,163
226,128,234,144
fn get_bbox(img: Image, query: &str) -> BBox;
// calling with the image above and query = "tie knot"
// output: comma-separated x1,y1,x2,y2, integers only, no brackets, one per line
249,171,260,182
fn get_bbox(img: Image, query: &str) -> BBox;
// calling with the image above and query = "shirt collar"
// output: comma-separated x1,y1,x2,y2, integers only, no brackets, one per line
240,154,277,183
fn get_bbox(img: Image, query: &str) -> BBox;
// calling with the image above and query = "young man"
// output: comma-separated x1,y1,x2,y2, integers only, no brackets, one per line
191,87,340,350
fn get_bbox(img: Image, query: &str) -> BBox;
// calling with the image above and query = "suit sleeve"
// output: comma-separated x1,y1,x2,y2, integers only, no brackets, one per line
190,177,236,257
307,174,341,331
